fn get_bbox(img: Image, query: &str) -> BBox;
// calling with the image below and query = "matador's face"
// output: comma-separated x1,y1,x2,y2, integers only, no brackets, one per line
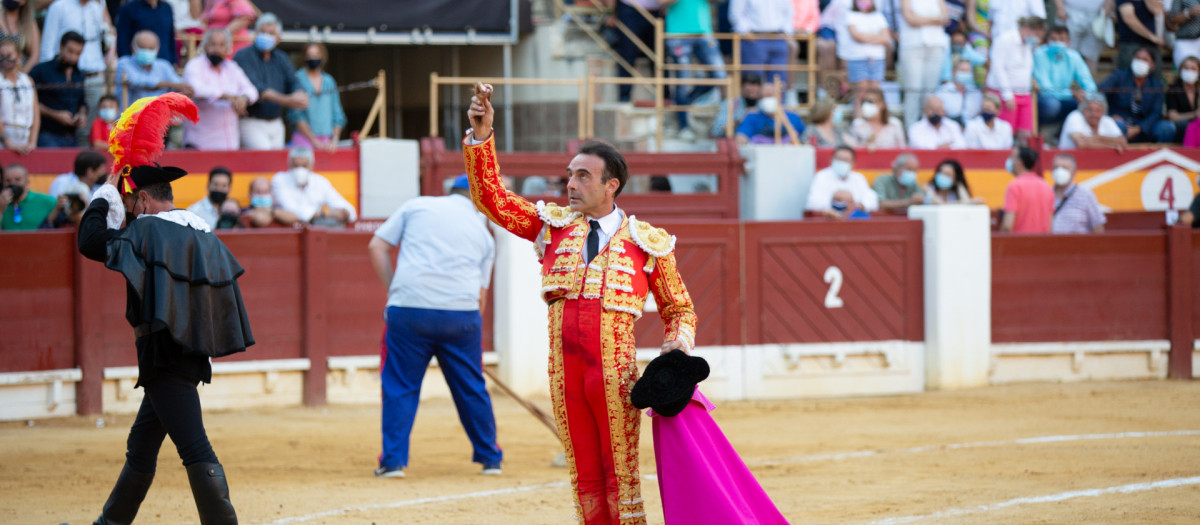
565,153,616,218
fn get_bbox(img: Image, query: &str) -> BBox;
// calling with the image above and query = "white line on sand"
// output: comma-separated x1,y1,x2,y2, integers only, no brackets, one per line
865,476,1200,525
262,481,568,524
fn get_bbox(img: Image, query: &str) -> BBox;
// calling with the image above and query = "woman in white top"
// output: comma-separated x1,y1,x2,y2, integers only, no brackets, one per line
986,16,1044,144
848,86,908,149
0,39,38,154
964,93,1014,149
898,0,951,127
837,0,891,100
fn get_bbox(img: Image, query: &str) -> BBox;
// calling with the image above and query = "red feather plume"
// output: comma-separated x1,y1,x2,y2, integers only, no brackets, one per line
109,93,199,190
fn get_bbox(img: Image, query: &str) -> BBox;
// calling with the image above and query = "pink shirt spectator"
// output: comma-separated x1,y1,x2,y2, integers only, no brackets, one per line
1184,119,1200,148
793,0,821,33
202,0,257,55
1003,172,1055,234
181,55,258,150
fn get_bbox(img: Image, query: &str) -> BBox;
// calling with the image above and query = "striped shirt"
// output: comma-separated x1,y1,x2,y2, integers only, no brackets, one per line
1051,184,1107,234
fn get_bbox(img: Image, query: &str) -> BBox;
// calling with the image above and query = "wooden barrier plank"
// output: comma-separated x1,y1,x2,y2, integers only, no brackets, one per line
1168,226,1194,378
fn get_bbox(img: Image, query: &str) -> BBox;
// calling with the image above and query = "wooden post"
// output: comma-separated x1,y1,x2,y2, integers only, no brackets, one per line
429,72,440,137
1167,224,1194,379
578,77,587,140
377,69,388,139
588,74,596,138
654,17,665,151
73,251,103,415
725,75,736,139
301,229,329,406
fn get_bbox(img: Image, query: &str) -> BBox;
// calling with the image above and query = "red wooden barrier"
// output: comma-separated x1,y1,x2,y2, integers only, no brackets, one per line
419,138,744,221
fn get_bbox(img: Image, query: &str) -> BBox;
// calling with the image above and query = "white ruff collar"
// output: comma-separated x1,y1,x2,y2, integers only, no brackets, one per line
140,209,212,232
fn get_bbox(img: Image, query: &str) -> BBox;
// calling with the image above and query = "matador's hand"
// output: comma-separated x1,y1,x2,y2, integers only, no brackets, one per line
468,82,494,142
661,339,687,355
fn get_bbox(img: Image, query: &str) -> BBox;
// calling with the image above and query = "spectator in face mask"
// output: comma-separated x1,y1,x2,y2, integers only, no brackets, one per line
829,189,872,219
908,95,967,149
1099,46,1175,144
233,12,308,150
802,97,850,147
1049,153,1105,233
1166,56,1200,143
289,42,345,153
874,152,927,213
243,175,291,228
1,163,55,230
712,73,762,138
271,146,356,226
805,145,880,213
181,27,258,150
734,83,807,144
88,94,119,149
115,0,178,65
186,166,233,229
116,30,193,104
925,158,984,204
848,86,907,149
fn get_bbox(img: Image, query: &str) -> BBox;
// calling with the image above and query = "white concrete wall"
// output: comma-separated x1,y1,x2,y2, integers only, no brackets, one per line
358,138,420,220
990,341,1171,383
491,224,552,398
0,369,80,421
738,145,814,221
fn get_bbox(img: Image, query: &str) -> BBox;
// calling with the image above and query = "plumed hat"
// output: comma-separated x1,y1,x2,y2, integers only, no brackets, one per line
630,350,710,417
108,93,199,194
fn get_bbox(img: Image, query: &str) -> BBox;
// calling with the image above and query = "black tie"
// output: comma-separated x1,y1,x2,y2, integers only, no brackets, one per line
586,220,600,263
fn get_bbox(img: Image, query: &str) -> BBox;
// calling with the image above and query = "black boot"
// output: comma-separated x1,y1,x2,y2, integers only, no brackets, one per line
185,462,237,525
93,463,154,525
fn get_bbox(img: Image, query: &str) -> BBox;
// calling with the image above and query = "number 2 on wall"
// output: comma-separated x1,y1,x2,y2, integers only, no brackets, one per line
824,266,845,309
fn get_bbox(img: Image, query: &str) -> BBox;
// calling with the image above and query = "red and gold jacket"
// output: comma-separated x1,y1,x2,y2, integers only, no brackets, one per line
463,134,697,351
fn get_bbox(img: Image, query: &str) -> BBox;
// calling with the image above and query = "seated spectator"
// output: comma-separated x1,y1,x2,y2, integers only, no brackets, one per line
182,27,259,150
1100,46,1175,143
49,181,90,228
116,30,194,103
802,97,850,147
909,96,967,149
116,0,177,65
1049,153,1106,233
712,73,761,138
925,159,985,204
1000,145,1054,233
965,94,1016,149
289,43,346,152
88,94,118,149
29,31,87,148
271,147,357,226
848,86,907,149
186,166,232,229
936,59,983,126
805,145,880,212
1034,25,1097,127
215,199,243,229
201,0,256,56
48,150,106,197
940,30,988,84
730,0,795,89
1,163,55,230
1,0,42,72
0,39,37,154
1166,56,1200,143
1059,94,1128,149
836,0,889,99
242,176,293,227
828,189,872,219
734,85,806,144
987,16,1045,143
234,13,308,150
873,152,927,213
1183,116,1200,146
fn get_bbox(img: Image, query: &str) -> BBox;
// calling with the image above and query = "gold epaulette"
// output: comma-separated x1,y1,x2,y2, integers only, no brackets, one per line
628,216,675,258
536,201,582,228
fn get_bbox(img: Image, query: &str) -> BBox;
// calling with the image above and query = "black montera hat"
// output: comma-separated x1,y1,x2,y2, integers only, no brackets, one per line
122,165,187,193
630,350,710,417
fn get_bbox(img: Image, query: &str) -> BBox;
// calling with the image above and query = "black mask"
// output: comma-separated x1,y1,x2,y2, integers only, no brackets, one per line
124,211,137,226
927,114,943,126
2,0,20,11
305,58,322,71
742,95,759,108
207,53,224,67
216,212,240,230
8,184,23,202
209,190,228,206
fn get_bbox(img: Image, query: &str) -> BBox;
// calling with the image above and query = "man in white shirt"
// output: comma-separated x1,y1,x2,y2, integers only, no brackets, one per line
964,93,1016,149
48,150,106,197
805,146,880,212
270,147,357,225
908,96,966,149
1058,94,1128,150
186,167,232,229
936,59,983,125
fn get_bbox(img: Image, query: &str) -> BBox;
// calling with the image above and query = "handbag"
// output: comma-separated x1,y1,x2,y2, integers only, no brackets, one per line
1092,12,1116,47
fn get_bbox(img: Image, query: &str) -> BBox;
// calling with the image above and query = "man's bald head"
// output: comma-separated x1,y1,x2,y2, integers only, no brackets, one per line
134,30,160,52
249,177,271,196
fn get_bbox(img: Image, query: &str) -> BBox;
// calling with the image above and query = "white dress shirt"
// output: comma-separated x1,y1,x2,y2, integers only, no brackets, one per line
374,193,495,311
40,0,109,74
987,30,1034,99
270,169,358,222
907,118,967,149
185,197,219,230
964,117,1015,149
805,167,880,211
729,0,795,34
934,81,983,121
584,205,623,261
1058,110,1123,149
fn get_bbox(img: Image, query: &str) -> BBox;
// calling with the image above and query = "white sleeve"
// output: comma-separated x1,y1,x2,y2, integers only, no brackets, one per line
950,123,967,149
856,175,880,211
1099,117,1123,138
908,123,934,149
805,171,831,211
373,206,406,246
40,4,59,65
479,230,495,290
90,184,125,230
964,122,981,148
318,177,357,222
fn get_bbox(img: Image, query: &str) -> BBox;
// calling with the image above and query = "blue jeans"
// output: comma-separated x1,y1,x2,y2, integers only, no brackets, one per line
1037,95,1078,126
1115,119,1176,144
741,37,790,87
668,36,727,128
381,306,502,469
37,130,77,148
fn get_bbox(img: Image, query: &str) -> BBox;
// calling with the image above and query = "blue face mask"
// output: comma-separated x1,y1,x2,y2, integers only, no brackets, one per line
1024,36,1041,47
250,195,274,208
254,33,276,52
831,201,849,212
134,47,157,67
935,173,954,190
899,170,918,187
954,70,975,86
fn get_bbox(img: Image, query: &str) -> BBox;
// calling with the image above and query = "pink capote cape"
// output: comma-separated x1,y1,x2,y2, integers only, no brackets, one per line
650,388,790,525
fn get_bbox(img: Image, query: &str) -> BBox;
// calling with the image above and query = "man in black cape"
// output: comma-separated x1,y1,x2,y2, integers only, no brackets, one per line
78,163,253,525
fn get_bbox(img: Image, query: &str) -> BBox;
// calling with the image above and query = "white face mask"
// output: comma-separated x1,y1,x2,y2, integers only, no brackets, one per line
1052,167,1073,186
757,96,779,116
831,159,852,179
1131,59,1151,78
860,102,880,120
291,166,311,186
1182,69,1199,85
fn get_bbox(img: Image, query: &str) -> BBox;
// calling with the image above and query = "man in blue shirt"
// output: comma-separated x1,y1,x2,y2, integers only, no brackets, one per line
116,0,177,64
233,13,308,150
734,86,806,144
367,174,503,479
1034,25,1097,127
29,31,87,148
116,31,194,103
1099,46,1175,143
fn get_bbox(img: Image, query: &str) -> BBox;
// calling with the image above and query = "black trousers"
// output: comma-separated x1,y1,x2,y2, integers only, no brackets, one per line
124,370,218,474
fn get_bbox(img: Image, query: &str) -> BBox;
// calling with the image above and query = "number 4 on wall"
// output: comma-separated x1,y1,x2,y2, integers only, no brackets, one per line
824,266,845,309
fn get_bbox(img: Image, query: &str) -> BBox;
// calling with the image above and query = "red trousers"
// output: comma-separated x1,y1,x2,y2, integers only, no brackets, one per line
551,298,645,525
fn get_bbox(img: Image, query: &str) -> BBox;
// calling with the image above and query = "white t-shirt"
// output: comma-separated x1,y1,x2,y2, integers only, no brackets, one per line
805,166,880,211
964,117,1015,149
837,11,889,61
1058,110,1123,149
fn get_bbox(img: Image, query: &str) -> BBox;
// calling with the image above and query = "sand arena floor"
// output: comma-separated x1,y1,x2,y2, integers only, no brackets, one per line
3,380,1199,524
